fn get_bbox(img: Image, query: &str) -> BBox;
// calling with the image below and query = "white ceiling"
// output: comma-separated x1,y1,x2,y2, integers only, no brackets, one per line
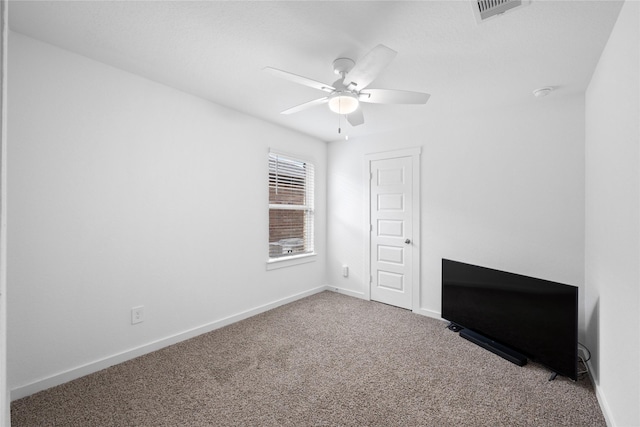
8,1,623,142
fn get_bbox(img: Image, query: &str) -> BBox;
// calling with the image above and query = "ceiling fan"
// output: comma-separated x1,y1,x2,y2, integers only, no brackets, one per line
263,44,430,128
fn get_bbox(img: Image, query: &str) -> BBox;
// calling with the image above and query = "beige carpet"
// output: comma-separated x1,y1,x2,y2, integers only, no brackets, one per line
12,291,605,426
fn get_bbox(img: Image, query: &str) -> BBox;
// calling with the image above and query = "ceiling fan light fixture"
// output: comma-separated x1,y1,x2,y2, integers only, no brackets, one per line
328,92,359,115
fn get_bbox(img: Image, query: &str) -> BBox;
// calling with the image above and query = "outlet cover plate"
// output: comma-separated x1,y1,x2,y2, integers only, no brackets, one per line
131,306,144,325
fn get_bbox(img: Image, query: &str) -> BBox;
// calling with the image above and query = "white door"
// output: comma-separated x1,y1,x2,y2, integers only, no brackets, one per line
370,156,413,309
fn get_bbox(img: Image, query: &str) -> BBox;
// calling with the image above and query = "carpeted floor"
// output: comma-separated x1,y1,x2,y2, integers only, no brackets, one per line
12,291,605,426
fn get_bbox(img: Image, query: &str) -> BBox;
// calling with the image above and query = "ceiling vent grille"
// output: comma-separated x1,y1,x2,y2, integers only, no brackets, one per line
473,0,531,23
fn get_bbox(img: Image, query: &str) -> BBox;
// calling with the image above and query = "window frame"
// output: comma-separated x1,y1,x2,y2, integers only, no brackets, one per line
266,150,316,270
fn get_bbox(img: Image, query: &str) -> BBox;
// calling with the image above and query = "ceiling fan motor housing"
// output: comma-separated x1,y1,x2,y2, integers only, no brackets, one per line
333,58,355,76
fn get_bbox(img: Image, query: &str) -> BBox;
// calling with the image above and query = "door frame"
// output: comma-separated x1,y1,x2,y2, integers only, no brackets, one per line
363,147,421,311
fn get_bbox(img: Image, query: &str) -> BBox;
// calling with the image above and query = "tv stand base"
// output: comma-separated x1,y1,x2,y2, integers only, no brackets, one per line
460,329,528,366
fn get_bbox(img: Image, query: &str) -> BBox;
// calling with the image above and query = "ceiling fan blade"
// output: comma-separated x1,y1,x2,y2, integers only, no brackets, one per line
360,89,431,104
343,44,397,90
281,97,329,115
263,67,335,93
346,107,365,127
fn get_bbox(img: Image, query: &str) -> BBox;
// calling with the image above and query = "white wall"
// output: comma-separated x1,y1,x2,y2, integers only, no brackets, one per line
585,1,640,425
328,95,586,326
7,32,327,399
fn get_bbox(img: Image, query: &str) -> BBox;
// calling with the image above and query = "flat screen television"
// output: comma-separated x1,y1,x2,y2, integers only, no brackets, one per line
441,259,578,380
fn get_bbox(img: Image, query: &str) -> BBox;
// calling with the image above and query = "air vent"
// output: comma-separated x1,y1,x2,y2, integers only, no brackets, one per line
473,0,531,23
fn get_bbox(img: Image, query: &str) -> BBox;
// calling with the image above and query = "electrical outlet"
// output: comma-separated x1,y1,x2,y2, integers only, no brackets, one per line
131,306,144,325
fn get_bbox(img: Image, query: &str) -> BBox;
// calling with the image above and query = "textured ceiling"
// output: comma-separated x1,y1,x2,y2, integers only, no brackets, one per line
8,1,623,142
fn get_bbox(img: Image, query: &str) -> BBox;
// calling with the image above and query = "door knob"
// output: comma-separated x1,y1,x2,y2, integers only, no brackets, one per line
405,239,411,244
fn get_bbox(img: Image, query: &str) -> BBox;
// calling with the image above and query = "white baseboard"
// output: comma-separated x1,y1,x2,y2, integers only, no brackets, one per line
10,285,329,401
327,285,445,322
586,359,615,427
327,285,366,300
327,286,444,323
412,307,444,322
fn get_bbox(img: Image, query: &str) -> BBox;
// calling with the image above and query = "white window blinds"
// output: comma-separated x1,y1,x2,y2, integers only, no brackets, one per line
268,152,315,259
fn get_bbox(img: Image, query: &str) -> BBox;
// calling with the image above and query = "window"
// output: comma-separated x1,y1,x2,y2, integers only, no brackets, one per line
268,151,314,261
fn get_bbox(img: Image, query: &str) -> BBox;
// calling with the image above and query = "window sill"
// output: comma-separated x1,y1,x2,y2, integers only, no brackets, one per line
266,253,317,270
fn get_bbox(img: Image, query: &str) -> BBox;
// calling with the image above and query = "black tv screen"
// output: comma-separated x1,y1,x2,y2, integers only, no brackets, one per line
442,259,578,380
